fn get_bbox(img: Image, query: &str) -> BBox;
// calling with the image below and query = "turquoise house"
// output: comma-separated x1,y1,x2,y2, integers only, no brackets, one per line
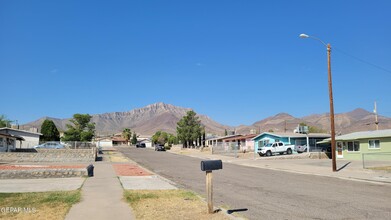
252,132,330,153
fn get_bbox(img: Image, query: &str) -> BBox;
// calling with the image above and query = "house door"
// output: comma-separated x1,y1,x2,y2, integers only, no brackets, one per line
336,142,343,158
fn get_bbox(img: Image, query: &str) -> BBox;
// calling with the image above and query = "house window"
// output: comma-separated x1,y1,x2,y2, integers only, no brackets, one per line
347,141,360,152
0,137,3,147
368,140,380,149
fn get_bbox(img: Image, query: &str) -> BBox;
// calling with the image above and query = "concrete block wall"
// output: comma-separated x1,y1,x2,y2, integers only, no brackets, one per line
0,168,87,179
0,148,96,163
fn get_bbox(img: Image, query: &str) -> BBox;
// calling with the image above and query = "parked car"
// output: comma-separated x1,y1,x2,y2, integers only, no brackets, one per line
34,142,65,149
136,143,146,148
155,144,165,151
258,142,294,156
295,145,308,153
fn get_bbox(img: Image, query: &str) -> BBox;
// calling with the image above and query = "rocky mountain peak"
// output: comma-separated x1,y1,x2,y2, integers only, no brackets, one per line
346,108,372,120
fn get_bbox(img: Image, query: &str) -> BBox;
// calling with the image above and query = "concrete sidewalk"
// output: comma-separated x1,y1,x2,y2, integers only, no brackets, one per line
168,148,391,184
65,161,134,220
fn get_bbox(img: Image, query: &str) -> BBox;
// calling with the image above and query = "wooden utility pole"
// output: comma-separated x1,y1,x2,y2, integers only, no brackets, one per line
327,43,337,172
374,101,379,130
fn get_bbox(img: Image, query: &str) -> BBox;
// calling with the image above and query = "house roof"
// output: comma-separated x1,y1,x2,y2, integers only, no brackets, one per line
252,132,330,140
95,138,112,142
319,129,391,143
0,127,42,136
112,137,127,142
224,134,257,142
207,134,242,141
0,131,25,141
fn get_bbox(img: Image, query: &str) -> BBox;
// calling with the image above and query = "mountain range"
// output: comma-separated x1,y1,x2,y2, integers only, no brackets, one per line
22,102,391,136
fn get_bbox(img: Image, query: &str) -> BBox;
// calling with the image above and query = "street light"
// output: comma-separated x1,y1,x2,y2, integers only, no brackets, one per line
300,33,337,172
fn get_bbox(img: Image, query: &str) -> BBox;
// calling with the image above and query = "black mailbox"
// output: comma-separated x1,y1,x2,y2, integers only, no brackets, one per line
201,160,223,171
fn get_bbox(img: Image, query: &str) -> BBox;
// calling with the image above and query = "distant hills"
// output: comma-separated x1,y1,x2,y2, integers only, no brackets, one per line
22,103,230,136
236,108,391,135
22,103,391,136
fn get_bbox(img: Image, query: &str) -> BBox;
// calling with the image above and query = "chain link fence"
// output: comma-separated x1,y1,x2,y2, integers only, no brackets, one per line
362,152,391,169
211,142,242,157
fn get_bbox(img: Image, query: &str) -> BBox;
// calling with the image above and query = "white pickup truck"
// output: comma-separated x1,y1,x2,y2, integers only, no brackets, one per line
258,142,294,156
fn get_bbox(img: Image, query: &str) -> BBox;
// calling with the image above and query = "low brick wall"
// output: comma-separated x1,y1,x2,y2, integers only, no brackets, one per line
261,152,331,160
0,168,87,179
0,148,96,163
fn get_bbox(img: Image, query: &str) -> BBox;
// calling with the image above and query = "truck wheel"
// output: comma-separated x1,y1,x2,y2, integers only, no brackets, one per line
266,151,272,157
287,148,292,155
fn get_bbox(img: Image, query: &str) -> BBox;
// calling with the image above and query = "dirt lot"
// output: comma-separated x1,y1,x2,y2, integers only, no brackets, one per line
113,164,152,176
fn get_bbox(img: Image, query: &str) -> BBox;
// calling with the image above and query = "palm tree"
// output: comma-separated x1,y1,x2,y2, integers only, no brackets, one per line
122,128,132,145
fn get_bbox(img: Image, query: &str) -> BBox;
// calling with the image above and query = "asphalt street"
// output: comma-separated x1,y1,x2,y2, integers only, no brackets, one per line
119,147,391,220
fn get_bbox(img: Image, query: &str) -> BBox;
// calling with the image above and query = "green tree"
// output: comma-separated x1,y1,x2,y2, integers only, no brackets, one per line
224,129,228,136
168,133,178,146
176,110,202,148
62,114,95,141
40,119,60,142
152,131,178,146
122,128,132,144
299,122,326,133
0,115,11,128
152,131,166,144
131,132,138,145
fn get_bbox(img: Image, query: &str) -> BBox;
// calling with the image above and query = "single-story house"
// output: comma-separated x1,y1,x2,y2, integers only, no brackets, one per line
0,128,40,149
138,138,153,148
318,129,391,160
252,132,331,153
95,138,114,148
95,136,128,147
112,137,128,146
223,134,257,152
0,132,24,152
206,134,242,147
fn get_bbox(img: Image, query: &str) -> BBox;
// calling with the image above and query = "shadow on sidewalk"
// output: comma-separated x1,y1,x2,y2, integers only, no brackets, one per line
337,162,351,172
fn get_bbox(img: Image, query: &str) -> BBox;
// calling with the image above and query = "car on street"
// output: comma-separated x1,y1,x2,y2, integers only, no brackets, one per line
295,145,308,153
155,144,165,151
34,142,65,149
136,143,146,148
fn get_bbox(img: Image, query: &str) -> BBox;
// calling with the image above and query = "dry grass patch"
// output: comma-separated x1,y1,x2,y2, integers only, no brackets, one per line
368,166,391,171
0,190,81,220
108,151,130,162
124,190,230,220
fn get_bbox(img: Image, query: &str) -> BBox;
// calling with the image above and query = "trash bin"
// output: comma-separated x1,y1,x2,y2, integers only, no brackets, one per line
87,164,94,177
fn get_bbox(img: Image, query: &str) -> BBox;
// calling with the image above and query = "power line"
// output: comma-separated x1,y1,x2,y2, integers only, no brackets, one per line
333,47,391,74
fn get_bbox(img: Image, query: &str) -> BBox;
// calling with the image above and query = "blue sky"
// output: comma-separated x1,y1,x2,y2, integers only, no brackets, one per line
1,0,390,126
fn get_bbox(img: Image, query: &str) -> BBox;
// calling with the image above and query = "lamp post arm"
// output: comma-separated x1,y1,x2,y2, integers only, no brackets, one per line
308,35,328,47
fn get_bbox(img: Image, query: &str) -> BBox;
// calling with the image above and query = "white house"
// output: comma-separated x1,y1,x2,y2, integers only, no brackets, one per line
0,128,41,148
0,132,24,152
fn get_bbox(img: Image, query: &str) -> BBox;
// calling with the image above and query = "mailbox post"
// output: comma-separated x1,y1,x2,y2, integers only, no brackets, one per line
201,160,222,214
